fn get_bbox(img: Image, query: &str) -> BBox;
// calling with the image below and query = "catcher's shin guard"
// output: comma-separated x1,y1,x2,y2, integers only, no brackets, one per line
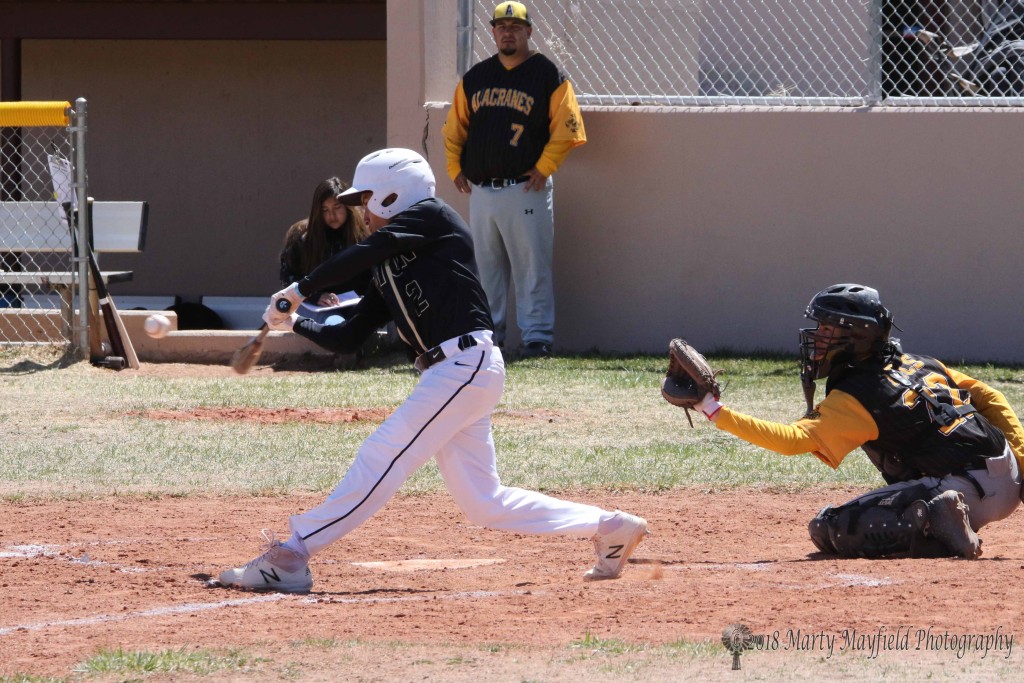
815,483,940,559
826,505,921,558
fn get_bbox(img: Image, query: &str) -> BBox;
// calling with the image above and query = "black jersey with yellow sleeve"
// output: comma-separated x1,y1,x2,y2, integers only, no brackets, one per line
827,353,1006,481
458,53,567,183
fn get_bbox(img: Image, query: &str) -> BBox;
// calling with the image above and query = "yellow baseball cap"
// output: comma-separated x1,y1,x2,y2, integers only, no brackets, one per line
491,1,531,27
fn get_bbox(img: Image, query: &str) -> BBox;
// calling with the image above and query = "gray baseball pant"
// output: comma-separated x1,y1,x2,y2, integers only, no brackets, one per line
469,177,554,347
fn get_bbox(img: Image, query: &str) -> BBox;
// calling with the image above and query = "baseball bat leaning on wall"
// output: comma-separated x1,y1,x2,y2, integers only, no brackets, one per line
230,299,292,374
63,202,138,369
89,247,139,370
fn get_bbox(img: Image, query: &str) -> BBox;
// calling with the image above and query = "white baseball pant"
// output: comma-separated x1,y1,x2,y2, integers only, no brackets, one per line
288,330,611,555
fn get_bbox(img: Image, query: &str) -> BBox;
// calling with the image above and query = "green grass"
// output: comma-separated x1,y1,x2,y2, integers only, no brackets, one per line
570,631,646,655
3,347,1024,500
6,631,1016,682
291,636,341,650
72,646,257,675
0,675,67,683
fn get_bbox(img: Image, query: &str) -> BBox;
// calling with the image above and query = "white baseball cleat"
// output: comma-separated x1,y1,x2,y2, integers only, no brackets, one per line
583,511,649,581
219,530,313,594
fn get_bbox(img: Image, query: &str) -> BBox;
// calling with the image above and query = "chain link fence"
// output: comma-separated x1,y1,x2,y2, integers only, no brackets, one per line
0,101,88,351
466,0,1024,106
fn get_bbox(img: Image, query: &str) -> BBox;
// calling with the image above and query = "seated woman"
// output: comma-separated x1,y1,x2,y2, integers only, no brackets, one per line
279,176,370,311
278,177,382,359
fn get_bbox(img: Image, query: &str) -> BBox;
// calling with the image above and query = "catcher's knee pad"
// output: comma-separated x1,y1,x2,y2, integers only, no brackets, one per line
808,506,839,554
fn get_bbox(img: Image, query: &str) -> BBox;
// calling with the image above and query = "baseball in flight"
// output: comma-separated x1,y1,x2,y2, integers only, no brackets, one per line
144,314,171,339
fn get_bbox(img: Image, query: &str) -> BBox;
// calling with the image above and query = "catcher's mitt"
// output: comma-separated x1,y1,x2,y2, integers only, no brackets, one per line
661,338,722,426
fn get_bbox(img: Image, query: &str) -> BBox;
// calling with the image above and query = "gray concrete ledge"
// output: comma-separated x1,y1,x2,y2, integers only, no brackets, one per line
132,328,338,365
120,310,342,365
1,308,342,366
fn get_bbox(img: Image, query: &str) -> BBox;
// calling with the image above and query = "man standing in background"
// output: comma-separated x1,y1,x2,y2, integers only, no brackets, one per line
443,1,586,358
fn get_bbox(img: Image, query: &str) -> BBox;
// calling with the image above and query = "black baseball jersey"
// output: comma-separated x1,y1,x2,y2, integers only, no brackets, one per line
457,53,567,183
295,198,493,357
280,224,371,298
827,353,1006,481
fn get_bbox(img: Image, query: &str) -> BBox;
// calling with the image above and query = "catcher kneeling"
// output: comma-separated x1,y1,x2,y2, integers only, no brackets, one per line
666,284,1023,559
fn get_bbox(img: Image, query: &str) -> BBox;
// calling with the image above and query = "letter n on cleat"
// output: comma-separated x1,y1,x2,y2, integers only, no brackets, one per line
260,568,281,583
606,544,624,559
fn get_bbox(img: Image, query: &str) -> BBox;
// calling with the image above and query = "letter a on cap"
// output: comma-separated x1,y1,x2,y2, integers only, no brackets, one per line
492,2,531,26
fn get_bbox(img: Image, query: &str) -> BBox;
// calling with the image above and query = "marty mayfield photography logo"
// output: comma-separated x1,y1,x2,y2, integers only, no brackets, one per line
719,622,1015,669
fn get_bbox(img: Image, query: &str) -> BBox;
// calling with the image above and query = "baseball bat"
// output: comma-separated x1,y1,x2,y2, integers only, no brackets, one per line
230,298,292,374
64,202,138,369
92,269,126,361
88,246,139,369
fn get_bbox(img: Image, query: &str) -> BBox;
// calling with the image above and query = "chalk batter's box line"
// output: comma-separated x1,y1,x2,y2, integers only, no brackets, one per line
5,543,894,592
2,541,510,577
0,590,537,638
668,562,896,590
0,539,352,574
0,541,214,574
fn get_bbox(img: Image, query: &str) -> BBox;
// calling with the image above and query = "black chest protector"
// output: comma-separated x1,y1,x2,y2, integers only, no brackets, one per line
827,353,1006,483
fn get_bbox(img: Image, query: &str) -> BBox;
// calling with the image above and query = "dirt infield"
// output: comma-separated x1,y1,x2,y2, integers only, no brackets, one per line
2,487,1022,680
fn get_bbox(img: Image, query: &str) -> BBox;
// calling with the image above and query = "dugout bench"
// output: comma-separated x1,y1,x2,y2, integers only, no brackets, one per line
0,200,148,352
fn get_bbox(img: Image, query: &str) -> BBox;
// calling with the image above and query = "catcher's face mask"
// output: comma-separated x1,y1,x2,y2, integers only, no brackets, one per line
800,323,853,380
800,320,892,380
799,283,893,381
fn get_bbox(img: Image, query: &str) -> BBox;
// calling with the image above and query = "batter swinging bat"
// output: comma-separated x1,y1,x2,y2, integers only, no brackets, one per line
230,299,292,374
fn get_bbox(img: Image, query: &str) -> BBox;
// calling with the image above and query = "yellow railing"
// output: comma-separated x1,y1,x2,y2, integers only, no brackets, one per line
0,101,71,127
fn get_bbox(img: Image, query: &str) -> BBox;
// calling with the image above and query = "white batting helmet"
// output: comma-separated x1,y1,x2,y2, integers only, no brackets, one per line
337,148,436,219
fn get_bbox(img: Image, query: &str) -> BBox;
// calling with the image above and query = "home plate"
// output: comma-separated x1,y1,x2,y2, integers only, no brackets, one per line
351,558,506,573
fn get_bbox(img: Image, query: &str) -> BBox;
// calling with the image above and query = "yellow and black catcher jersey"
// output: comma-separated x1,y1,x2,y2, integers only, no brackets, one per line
458,53,567,183
829,353,1006,480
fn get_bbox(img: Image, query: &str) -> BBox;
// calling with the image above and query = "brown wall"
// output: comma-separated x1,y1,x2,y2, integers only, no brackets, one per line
552,107,1024,362
421,103,1024,362
14,39,387,299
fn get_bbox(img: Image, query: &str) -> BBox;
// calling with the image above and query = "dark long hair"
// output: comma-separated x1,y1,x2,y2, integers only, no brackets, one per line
284,177,368,276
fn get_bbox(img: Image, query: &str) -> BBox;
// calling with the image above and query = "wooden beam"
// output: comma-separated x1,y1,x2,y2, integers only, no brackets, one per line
0,2,386,40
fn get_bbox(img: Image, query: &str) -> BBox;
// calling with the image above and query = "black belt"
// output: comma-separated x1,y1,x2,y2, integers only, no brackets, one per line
415,333,480,372
479,176,531,189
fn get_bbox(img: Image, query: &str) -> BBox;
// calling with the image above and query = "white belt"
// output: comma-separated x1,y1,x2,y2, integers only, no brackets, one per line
414,330,493,373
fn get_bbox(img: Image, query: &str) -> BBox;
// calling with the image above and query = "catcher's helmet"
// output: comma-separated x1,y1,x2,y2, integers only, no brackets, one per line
337,148,435,219
799,283,893,380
